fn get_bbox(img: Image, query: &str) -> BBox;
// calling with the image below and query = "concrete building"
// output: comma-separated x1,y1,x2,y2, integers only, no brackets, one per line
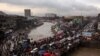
97,13,100,21
45,13,57,18
0,11,7,15
0,14,27,30
24,9,31,17
0,11,40,33
45,13,58,20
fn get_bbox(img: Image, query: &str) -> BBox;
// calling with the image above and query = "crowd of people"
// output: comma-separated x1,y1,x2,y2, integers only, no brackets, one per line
0,21,82,56
0,30,80,56
0,29,29,56
26,21,81,56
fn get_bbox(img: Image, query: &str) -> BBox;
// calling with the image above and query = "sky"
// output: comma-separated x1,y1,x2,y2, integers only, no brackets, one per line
0,0,100,16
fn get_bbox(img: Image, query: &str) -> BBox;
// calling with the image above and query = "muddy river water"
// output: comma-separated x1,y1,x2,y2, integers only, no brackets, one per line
28,22,55,42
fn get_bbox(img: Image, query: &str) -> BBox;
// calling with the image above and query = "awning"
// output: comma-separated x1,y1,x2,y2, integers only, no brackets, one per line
82,32,93,37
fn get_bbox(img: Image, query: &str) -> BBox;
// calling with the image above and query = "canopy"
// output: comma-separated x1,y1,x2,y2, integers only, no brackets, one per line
82,32,92,37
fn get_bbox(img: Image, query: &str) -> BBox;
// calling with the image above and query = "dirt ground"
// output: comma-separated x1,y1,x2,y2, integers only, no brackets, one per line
71,47,100,56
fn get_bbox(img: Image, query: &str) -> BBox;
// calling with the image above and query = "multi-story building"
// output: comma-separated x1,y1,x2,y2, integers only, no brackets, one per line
0,15,27,30
45,13,58,20
0,11,27,30
0,11,38,31
45,13,57,18
24,9,31,17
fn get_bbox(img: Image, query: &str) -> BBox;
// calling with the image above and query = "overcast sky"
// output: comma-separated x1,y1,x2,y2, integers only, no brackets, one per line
0,0,100,16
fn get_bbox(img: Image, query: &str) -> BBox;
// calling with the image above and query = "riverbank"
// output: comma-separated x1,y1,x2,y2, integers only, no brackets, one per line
0,22,43,56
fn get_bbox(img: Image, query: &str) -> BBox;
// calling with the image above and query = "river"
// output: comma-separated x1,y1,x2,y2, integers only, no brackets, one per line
28,22,55,42
71,47,100,56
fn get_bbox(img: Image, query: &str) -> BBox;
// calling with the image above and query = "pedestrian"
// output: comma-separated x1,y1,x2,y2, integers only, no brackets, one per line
51,52,56,56
43,50,51,56
38,49,45,56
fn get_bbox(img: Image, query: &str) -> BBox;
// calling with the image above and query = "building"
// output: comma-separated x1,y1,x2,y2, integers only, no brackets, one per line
0,11,27,30
24,9,31,17
45,13,57,17
98,13,100,18
0,11,7,15
45,13,58,20
0,11,39,31
0,14,27,30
